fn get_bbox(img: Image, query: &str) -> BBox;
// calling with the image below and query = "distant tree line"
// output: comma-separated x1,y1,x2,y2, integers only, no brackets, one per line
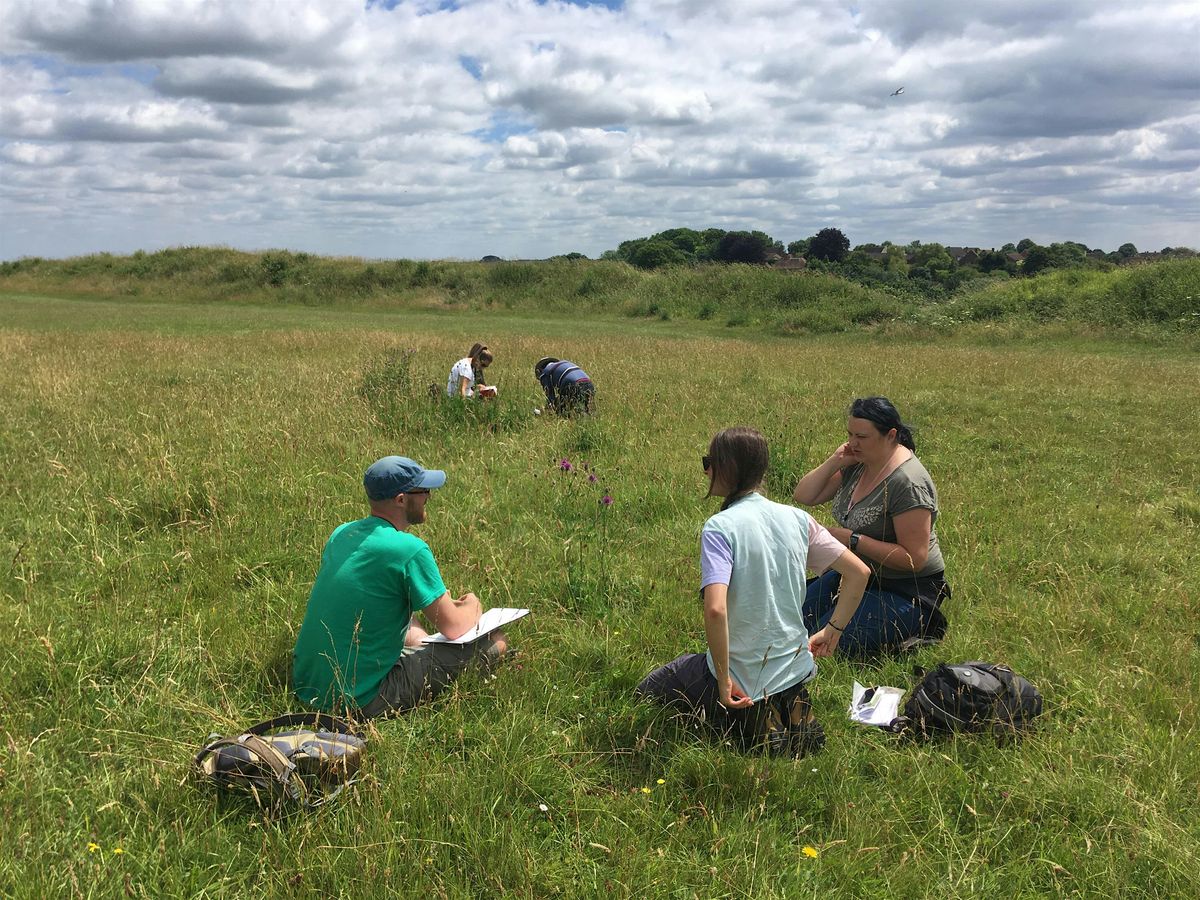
594,228,786,268
594,227,1196,291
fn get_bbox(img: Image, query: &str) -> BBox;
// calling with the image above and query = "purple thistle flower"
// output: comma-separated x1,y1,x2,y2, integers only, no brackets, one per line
601,494,613,506
588,473,598,483
559,458,573,472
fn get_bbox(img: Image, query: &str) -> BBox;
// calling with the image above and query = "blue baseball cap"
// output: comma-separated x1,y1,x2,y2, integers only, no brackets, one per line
363,456,446,500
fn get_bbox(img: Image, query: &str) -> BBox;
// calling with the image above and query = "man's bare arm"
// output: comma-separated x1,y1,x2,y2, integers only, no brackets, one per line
423,591,483,640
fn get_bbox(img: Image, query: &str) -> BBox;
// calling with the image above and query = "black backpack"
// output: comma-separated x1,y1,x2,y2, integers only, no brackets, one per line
900,661,1042,738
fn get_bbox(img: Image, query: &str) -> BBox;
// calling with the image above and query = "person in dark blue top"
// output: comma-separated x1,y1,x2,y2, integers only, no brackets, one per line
534,357,594,416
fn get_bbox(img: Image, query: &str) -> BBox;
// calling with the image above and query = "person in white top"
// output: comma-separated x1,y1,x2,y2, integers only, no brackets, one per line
446,342,494,398
636,427,869,756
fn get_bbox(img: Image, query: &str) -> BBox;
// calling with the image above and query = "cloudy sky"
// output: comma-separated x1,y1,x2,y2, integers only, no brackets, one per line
2,0,1197,261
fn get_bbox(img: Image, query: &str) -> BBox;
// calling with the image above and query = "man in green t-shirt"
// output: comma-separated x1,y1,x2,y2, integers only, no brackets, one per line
293,456,508,717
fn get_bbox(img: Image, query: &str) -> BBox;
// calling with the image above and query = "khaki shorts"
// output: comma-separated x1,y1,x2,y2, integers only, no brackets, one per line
358,635,503,719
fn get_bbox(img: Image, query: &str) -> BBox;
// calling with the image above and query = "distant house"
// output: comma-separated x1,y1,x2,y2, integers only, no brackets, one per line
1005,251,1028,264
947,247,983,265
773,255,807,271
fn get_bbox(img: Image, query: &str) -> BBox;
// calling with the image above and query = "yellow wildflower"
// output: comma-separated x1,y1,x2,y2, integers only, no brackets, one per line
640,787,652,794
656,778,665,785
802,846,819,859
112,847,124,855
87,843,100,853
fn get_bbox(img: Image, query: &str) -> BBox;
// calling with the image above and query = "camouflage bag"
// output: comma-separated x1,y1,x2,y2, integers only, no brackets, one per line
194,713,365,814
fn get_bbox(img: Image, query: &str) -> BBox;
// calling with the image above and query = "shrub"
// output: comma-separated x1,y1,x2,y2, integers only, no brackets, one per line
260,253,290,286
411,261,435,286
726,308,751,327
576,265,640,298
488,263,539,288
778,308,848,334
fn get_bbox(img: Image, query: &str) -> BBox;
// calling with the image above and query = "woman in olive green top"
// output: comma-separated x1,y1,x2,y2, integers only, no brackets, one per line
793,396,950,655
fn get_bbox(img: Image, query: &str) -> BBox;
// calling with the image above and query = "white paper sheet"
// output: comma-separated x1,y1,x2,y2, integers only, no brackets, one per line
848,681,906,727
422,607,529,645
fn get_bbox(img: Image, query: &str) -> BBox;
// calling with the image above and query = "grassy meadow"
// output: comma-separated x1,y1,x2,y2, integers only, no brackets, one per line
1,288,1198,898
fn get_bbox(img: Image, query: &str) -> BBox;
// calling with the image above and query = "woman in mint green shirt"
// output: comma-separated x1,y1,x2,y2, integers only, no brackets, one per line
636,427,869,754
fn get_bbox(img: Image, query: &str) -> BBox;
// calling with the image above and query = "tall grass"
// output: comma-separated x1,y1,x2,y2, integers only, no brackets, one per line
0,293,1198,897
933,260,1200,327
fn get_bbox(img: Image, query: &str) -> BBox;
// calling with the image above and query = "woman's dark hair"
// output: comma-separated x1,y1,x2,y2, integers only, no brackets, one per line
848,396,915,451
707,427,769,510
468,342,493,378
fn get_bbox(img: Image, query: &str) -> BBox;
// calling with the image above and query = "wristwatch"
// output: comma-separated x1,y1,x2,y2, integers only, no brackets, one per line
848,532,861,552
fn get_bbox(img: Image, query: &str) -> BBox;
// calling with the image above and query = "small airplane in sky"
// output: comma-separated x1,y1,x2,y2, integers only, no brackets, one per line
890,86,905,96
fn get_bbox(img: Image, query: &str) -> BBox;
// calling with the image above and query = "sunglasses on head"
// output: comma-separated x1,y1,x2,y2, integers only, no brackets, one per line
701,455,712,471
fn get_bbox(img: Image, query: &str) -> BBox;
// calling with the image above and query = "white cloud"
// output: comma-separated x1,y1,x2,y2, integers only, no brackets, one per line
153,58,351,105
1,0,1197,260
0,141,77,166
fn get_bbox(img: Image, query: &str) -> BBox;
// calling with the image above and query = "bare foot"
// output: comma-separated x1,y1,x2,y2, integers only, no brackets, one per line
490,629,509,655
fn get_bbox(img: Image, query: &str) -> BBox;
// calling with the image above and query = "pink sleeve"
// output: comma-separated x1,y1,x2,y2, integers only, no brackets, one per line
806,517,846,574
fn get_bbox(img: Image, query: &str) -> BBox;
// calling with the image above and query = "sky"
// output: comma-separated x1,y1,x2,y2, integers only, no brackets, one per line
1,0,1198,261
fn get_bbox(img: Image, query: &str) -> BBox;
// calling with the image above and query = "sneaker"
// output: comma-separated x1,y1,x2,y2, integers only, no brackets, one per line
758,690,826,758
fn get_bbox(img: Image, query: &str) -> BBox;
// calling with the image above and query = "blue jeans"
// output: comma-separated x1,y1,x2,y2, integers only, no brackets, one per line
802,570,931,658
